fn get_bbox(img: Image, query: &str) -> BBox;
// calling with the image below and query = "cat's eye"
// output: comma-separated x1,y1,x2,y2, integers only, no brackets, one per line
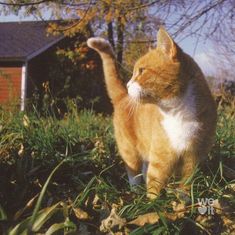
139,67,145,75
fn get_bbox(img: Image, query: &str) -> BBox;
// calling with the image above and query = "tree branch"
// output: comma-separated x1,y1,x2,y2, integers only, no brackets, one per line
0,0,51,6
107,21,115,49
173,0,227,37
126,0,160,11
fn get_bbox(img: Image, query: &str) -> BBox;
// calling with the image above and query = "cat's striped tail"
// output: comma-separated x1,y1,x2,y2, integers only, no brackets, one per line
87,37,127,104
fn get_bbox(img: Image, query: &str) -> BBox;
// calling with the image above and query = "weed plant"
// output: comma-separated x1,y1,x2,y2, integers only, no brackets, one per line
0,98,234,234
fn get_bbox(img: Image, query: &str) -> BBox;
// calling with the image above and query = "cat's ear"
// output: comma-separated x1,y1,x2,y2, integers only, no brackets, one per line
157,27,177,59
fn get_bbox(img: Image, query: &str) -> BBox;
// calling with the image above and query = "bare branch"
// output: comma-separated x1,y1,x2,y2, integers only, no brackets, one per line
172,0,227,37
126,0,160,11
0,0,51,6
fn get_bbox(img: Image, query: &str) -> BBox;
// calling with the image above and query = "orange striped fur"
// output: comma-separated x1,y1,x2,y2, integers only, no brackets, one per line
87,28,217,199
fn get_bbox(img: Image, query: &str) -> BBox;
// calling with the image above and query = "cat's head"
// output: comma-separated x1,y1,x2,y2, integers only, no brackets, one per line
127,28,188,104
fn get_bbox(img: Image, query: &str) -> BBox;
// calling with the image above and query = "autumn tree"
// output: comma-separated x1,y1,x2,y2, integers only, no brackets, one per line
0,0,161,68
0,0,234,65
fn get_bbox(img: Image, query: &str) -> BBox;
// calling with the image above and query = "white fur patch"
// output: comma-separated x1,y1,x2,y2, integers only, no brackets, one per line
161,113,199,153
127,81,142,99
127,169,142,186
160,82,200,154
87,37,109,49
141,161,148,182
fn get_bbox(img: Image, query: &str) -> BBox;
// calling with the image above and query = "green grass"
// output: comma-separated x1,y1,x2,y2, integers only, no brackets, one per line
0,101,234,234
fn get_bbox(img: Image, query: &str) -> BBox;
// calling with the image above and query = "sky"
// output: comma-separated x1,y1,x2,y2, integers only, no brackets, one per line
0,13,215,76
179,37,215,76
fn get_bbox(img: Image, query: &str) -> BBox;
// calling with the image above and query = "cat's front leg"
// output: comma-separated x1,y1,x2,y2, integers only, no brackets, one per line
118,147,142,186
146,155,177,199
125,163,142,186
123,153,143,188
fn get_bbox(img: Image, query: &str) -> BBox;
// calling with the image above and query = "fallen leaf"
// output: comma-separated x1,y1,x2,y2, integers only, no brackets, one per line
73,207,90,220
128,212,159,226
227,183,235,192
92,194,101,209
221,215,235,234
100,208,126,233
172,201,186,211
172,201,186,218
195,214,224,234
213,199,234,214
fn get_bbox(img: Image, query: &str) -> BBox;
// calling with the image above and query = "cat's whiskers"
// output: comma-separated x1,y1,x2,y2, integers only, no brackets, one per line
128,97,136,118
119,96,134,114
119,97,129,110
126,96,140,119
136,94,141,110
121,97,133,118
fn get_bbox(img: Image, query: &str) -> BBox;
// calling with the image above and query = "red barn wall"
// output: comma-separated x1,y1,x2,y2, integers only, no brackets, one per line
0,67,22,105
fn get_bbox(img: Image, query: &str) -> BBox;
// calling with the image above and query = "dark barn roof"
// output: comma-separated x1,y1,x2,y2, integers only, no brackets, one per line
0,21,64,62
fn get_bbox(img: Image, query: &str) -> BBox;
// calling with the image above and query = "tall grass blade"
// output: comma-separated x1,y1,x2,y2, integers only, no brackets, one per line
45,222,65,235
9,204,61,234
29,159,65,230
31,203,61,231
158,212,168,230
152,226,166,235
73,176,97,206
0,204,7,221
9,217,31,235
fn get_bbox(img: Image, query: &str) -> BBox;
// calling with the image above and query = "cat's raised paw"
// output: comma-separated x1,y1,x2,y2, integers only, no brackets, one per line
87,37,111,53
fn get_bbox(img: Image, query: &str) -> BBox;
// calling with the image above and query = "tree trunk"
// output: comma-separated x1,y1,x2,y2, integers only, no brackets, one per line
107,21,115,49
116,17,124,67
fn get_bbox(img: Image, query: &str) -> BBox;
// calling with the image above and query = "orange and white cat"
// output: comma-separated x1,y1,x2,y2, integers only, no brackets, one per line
87,28,217,199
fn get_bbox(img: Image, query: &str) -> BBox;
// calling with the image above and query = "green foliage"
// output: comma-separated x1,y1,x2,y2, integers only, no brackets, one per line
0,101,234,234
26,39,112,115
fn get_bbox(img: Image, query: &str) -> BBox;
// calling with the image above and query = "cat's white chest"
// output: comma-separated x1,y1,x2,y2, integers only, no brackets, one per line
159,83,200,154
161,112,200,153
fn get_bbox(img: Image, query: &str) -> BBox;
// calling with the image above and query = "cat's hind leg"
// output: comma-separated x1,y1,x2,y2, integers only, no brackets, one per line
180,152,198,187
